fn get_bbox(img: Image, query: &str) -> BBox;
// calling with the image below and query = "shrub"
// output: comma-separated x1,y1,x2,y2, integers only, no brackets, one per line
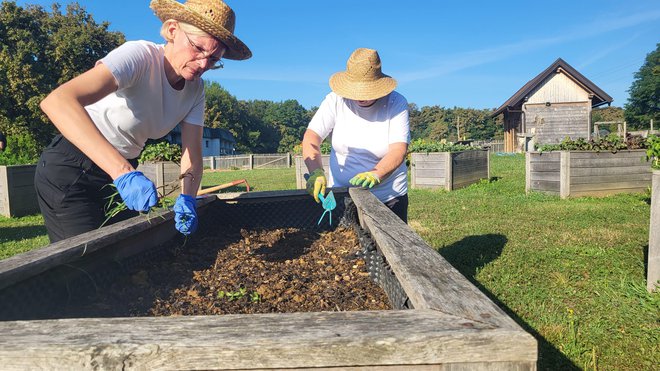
138,142,182,164
291,141,331,155
536,134,648,153
646,135,660,170
0,132,42,165
409,138,480,153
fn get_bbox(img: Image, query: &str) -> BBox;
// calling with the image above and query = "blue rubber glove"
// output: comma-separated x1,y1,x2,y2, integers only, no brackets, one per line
113,171,158,212
174,194,198,235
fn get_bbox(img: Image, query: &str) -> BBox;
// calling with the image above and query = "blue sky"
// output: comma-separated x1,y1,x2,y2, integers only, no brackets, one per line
15,0,660,110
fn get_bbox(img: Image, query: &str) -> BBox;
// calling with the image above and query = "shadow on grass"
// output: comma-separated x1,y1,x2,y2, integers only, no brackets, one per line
0,225,47,243
439,234,579,371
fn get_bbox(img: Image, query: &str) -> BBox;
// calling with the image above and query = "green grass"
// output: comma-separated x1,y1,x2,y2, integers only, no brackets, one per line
1,155,658,369
0,214,48,259
408,154,659,370
201,167,296,192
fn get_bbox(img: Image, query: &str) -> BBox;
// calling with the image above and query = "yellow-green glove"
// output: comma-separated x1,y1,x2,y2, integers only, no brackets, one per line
349,171,381,188
306,168,327,203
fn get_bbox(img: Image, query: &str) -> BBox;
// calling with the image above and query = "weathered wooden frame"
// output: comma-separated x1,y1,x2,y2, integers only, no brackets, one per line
0,165,39,218
0,189,536,370
410,150,490,190
526,150,651,199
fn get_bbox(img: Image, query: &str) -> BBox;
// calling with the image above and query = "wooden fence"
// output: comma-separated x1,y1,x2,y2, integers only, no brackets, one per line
203,154,291,170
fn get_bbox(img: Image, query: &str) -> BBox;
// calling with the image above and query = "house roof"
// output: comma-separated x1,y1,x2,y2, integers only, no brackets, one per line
492,58,613,117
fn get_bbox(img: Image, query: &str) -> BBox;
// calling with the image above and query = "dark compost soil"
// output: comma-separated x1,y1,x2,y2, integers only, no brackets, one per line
64,225,392,317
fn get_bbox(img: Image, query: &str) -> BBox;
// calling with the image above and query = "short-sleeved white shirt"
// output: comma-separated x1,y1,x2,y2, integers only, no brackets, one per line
85,40,205,159
308,91,410,202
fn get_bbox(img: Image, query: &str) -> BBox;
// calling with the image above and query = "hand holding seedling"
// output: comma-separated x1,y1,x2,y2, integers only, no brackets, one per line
349,171,381,188
174,194,198,235
113,171,158,211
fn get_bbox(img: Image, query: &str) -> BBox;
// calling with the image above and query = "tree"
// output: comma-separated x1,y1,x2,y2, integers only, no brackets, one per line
624,43,659,129
0,1,124,160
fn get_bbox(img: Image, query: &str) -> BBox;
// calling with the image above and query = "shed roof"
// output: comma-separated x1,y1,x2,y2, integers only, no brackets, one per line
492,58,613,117
170,125,235,142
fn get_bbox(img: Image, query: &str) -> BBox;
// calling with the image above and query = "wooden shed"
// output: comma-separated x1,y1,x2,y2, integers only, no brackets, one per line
492,58,613,152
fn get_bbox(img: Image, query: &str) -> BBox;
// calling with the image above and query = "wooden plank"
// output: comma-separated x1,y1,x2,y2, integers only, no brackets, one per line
0,310,536,370
570,165,651,177
570,173,651,185
649,171,660,292
0,197,216,291
348,188,524,330
414,162,447,170
570,157,650,168
568,150,647,159
530,172,560,182
529,180,560,192
570,188,647,198
570,182,650,192
529,162,560,172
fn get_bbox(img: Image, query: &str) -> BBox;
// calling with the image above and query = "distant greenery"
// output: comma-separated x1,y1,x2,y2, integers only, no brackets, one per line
138,142,182,164
291,141,331,156
536,134,647,152
646,135,660,169
409,138,481,153
0,132,41,165
624,42,659,129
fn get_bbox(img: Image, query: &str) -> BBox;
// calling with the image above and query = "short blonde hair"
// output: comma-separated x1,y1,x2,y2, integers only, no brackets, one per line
160,19,209,42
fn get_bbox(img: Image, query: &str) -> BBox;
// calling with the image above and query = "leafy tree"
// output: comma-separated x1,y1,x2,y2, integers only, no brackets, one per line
624,43,659,129
0,1,124,160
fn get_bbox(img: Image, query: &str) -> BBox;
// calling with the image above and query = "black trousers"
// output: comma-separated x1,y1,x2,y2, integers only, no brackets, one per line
34,135,138,243
384,194,408,223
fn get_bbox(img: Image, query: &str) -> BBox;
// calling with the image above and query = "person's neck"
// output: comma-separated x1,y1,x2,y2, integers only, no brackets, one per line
163,44,185,90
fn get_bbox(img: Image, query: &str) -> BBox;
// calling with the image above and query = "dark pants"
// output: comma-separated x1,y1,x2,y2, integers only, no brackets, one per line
34,135,138,243
384,194,408,223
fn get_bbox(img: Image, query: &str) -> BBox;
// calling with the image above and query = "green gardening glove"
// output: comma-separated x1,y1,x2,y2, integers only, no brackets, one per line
306,168,327,203
349,171,381,189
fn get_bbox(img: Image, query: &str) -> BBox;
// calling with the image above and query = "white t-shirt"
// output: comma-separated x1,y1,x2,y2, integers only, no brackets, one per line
85,40,205,159
308,91,410,202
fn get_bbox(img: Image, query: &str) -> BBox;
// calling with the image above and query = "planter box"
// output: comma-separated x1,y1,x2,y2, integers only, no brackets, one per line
411,150,490,190
649,170,660,292
137,161,181,198
0,165,39,217
0,189,537,370
294,155,330,189
526,150,652,199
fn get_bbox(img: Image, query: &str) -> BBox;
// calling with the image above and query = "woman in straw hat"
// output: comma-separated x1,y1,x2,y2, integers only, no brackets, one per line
35,0,251,242
302,48,410,222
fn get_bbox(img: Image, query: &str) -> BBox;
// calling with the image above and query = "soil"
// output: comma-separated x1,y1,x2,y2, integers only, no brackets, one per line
66,226,391,317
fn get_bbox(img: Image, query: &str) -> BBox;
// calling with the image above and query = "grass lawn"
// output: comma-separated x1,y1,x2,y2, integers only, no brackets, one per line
0,155,657,369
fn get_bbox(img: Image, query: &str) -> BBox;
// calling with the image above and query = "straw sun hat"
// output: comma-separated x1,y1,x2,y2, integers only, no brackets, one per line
329,48,397,101
150,0,251,60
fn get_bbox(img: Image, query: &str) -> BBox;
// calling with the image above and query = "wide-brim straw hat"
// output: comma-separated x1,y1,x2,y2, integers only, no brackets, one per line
150,0,251,60
329,48,397,101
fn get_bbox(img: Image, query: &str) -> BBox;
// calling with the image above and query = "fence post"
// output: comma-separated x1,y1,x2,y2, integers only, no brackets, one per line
287,153,291,168
649,170,660,292
560,151,570,199
211,156,216,170
249,154,254,170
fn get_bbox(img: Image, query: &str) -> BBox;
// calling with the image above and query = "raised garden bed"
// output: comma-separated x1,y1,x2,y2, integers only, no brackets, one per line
526,150,651,198
0,189,537,369
410,150,490,190
294,155,330,189
0,165,39,217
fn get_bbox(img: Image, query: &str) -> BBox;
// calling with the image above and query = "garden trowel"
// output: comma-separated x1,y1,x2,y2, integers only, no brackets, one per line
317,190,336,226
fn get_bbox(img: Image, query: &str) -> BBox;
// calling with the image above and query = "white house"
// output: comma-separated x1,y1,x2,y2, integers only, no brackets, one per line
165,125,236,157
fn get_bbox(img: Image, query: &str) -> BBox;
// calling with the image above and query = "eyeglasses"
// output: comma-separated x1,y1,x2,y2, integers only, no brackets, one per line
182,30,224,70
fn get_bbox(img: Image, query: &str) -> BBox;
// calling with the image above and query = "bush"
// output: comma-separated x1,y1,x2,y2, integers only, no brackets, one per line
138,142,182,164
409,138,480,153
291,141,331,155
646,135,660,170
536,134,648,153
0,132,42,165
